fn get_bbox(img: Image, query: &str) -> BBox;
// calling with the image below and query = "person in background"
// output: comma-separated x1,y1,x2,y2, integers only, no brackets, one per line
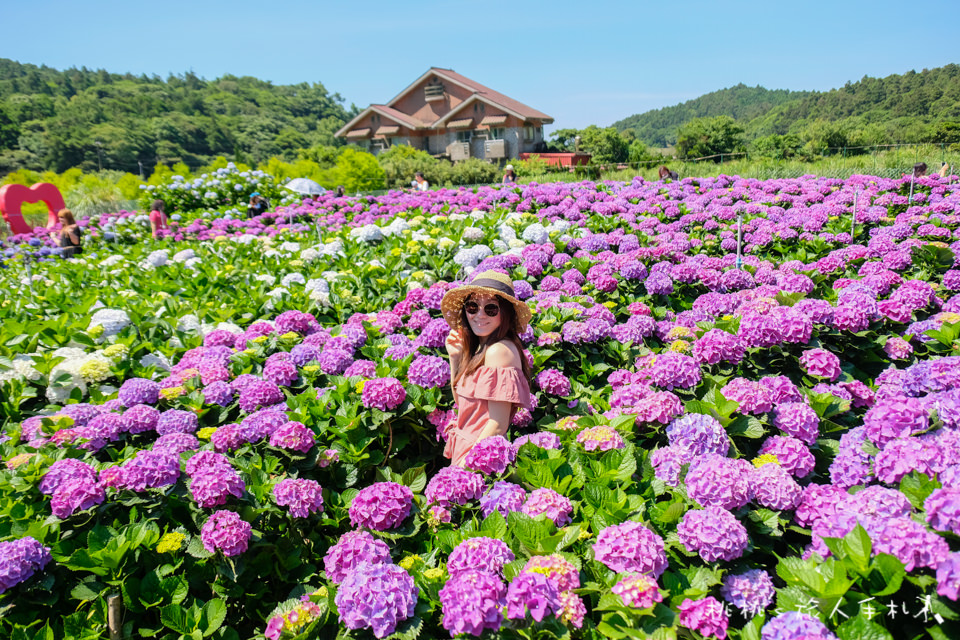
247,192,269,219
913,162,928,178
412,172,429,192
658,165,679,180
53,208,82,258
149,199,170,239
502,164,517,184
939,162,951,178
336,185,346,198
440,271,533,467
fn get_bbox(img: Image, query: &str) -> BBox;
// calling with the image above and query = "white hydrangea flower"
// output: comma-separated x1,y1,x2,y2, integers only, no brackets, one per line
469,210,485,220
411,231,430,242
453,245,492,269
492,240,509,252
213,322,243,334
279,242,301,253
1,356,42,383
447,213,467,222
233,234,258,245
99,255,124,268
184,258,203,270
88,309,131,338
521,223,550,244
300,248,321,262
321,240,344,256
172,249,196,263
281,273,306,287
499,224,517,244
382,218,410,237
305,278,330,295
508,239,526,249
255,274,277,285
264,249,280,259
146,250,169,267
438,237,456,249
349,224,384,242
368,259,385,270
547,220,572,235
267,287,290,299
139,353,171,372
308,289,331,306
321,270,341,281
462,227,485,242
177,315,202,333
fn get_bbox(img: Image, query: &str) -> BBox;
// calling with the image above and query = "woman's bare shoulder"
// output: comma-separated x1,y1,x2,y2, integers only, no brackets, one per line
484,340,522,368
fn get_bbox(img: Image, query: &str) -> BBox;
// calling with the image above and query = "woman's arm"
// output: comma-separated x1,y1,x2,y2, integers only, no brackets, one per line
473,341,523,442
67,228,80,245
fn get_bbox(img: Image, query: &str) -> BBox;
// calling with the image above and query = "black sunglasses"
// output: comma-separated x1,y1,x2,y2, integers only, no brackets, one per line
464,300,500,317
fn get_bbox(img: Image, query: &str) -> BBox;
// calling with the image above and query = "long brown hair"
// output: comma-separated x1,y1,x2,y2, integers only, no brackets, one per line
58,208,76,226
451,294,532,390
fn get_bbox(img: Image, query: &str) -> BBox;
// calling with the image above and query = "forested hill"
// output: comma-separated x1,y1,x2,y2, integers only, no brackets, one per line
614,65,960,147
612,84,810,147
0,58,354,174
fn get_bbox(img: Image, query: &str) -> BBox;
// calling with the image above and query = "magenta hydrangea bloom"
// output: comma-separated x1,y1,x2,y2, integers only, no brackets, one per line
872,517,949,571
522,554,580,592
464,435,516,475
121,404,160,434
439,570,506,637
104,450,180,492
323,530,391,584
118,378,160,407
772,402,820,445
577,425,626,451
425,466,485,507
937,552,960,601
863,398,928,448
678,596,728,640
39,459,98,495
349,482,413,531
268,421,315,453
692,329,745,365
677,506,749,562
51,477,106,518
647,351,702,390
593,521,668,577
156,409,199,436
721,378,773,415
522,488,574,526
612,574,662,609
925,487,960,535
273,478,324,518
720,569,775,617
686,454,752,510
537,368,572,396
480,481,527,518
794,484,848,528
0,537,52,594
448,537,515,577
189,465,244,508
200,510,251,557
407,355,450,389
514,431,561,450
361,377,406,411
761,611,836,640
750,463,802,511
666,413,729,457
238,379,284,413
800,348,841,381
335,562,418,639
505,571,562,622
211,423,245,453
758,436,815,478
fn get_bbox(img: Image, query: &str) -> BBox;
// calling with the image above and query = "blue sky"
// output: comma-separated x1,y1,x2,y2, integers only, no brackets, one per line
2,0,958,133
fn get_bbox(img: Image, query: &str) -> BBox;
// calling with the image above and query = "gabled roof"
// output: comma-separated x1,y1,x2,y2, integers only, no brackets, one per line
431,93,542,129
334,104,427,138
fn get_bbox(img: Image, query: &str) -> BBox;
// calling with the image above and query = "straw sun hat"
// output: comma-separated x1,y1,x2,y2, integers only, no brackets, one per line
441,271,532,332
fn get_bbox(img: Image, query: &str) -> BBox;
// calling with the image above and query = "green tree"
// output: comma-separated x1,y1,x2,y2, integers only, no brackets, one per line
333,147,385,192
676,116,745,160
578,126,630,164
377,144,443,189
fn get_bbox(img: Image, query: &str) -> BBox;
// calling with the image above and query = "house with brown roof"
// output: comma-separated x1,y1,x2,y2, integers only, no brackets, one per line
335,68,554,162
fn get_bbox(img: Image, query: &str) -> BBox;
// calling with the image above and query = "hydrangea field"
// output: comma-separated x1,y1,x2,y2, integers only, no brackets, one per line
2,169,960,640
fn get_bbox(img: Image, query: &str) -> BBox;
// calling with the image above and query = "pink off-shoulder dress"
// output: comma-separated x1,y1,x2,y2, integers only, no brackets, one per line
443,366,532,466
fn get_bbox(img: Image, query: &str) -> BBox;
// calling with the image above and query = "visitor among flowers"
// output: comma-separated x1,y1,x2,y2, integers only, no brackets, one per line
53,208,82,258
149,199,171,239
441,271,532,466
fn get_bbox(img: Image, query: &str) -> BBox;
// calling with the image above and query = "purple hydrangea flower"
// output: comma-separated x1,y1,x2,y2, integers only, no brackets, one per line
612,573,662,609
273,478,324,518
759,436,815,478
156,409,199,436
750,463,802,511
361,377,406,411
872,517,949,571
202,382,235,407
720,569,775,617
268,421,315,453
667,413,729,457
678,596,729,640
0,537,52,594
760,611,835,640
576,425,626,451
121,404,160,434
323,530,391,584
514,432,561,450
937,552,960,601
118,378,160,407
464,436,516,475
189,463,244,508
448,537,515,577
537,369,572,396
480,481,527,518
238,379,284,413
686,454,752,510
522,488,574,526
153,432,199,455
800,348,842,381
349,482,413,531
863,398,928,448
772,402,819,445
521,554,580,592
439,570,506,637
40,459,98,495
425,466,485,507
677,506,749,562
505,571,562,622
200,510,251,558
925,487,960,535
335,562,418,639
406,355,450,389
103,450,180,492
593,521,667,577
51,477,106,518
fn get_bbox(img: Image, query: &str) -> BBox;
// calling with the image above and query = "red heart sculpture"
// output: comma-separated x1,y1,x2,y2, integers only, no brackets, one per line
0,182,66,235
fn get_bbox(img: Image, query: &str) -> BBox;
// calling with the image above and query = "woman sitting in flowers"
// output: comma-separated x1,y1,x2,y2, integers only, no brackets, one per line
441,271,533,466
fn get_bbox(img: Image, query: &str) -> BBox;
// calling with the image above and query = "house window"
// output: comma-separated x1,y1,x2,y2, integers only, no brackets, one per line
489,128,504,140
456,131,472,143
524,125,535,141
425,81,445,101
